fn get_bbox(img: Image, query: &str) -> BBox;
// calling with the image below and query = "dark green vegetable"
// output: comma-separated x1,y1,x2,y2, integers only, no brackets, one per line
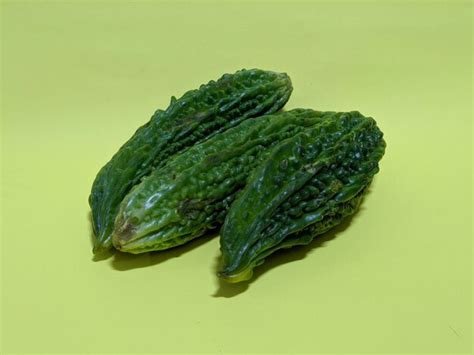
112,109,336,254
89,69,292,253
219,111,385,282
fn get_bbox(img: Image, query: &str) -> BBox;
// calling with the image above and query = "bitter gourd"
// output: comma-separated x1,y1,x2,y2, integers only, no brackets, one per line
112,109,337,254
89,69,292,253
219,111,386,282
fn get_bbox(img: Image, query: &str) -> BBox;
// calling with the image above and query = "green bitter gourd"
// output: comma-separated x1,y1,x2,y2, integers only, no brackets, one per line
89,68,292,253
219,111,386,282
112,109,337,253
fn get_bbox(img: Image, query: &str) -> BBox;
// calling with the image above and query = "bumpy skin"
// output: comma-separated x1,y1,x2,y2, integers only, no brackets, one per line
112,109,337,254
219,111,386,282
89,69,292,253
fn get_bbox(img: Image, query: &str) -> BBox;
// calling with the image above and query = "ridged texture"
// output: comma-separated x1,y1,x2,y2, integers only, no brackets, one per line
219,111,386,282
112,109,337,254
89,69,293,253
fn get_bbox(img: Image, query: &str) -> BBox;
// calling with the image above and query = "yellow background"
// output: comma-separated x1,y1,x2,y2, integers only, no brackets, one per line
1,0,472,354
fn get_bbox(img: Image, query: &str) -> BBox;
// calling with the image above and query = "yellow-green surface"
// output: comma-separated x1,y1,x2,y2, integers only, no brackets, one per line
1,1,472,354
